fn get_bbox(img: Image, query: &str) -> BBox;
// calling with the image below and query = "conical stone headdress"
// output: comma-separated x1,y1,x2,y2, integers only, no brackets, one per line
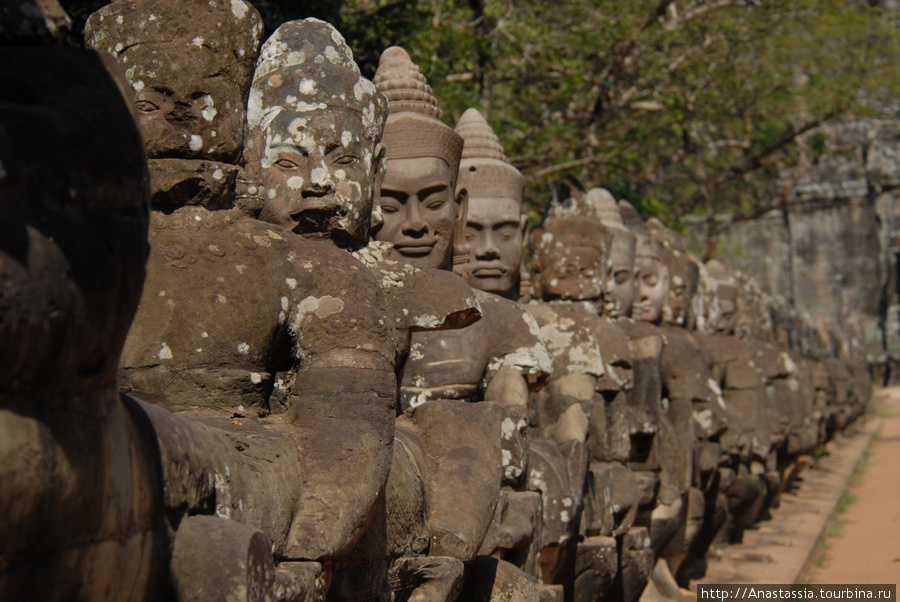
248,19,387,143
374,46,462,174
455,108,525,203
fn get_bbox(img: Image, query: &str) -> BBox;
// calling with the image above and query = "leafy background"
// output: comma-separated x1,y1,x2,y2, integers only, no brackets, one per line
61,0,900,254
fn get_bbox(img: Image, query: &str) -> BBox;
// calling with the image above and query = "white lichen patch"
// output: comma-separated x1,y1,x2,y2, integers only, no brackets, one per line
189,135,203,152
287,176,304,190
289,296,345,336
192,36,204,48
409,342,425,361
298,78,317,95
413,314,441,328
565,343,605,377
237,342,250,355
409,391,431,408
693,408,713,431
500,417,518,440
201,95,217,122
250,372,262,384
285,278,297,289
158,342,173,360
231,0,248,19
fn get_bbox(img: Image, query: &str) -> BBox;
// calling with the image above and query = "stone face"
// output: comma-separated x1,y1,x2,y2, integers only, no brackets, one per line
372,46,466,272
244,19,388,251
86,0,263,163
531,216,613,302
458,108,529,300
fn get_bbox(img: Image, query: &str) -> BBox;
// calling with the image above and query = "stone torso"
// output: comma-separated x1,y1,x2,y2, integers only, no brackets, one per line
120,206,396,413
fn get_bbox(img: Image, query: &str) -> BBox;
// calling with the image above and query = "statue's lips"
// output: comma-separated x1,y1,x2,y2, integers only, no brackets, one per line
393,240,436,256
471,265,505,277
290,199,344,233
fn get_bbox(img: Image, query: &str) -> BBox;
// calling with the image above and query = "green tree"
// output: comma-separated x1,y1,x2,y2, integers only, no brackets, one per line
339,0,900,250
59,0,900,253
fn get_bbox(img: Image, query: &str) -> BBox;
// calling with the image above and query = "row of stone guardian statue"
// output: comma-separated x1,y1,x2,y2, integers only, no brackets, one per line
0,2,870,601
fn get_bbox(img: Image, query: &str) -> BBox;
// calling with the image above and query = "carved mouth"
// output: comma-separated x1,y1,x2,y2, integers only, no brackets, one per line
290,198,344,233
394,240,436,256
472,266,505,277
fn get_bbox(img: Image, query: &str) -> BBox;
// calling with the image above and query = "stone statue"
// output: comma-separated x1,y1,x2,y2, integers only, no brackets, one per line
528,213,660,601
458,108,530,301
0,31,163,602
372,46,468,274
85,0,265,212
372,50,549,600
555,187,638,318
89,6,418,598
244,18,388,251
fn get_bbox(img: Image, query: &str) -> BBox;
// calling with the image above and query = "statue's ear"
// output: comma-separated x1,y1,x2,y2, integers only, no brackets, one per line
454,186,468,243
371,143,387,229
519,215,529,255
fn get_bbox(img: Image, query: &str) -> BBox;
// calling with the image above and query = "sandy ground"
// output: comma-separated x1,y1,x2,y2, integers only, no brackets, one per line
805,387,900,585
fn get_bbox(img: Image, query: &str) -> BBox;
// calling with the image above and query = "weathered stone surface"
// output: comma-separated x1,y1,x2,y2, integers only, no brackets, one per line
480,490,543,578
459,556,542,602
388,556,465,602
619,526,654,602
405,399,504,563
171,515,326,602
402,289,550,411
573,536,617,602
372,46,466,273
0,44,161,601
245,19,388,251
86,0,264,163
0,0,70,43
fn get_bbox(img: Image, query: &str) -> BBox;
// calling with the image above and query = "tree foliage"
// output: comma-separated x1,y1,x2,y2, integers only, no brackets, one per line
339,0,900,231
60,0,900,240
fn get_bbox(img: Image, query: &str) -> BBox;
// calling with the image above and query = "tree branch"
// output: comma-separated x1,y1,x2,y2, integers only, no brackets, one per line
530,154,610,178
666,0,761,29
671,110,845,218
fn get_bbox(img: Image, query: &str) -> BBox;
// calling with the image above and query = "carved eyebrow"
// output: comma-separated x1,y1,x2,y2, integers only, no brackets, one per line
419,183,448,197
492,220,521,229
324,140,360,154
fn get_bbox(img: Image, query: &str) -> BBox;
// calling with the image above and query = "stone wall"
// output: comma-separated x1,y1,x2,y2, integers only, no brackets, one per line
682,120,900,358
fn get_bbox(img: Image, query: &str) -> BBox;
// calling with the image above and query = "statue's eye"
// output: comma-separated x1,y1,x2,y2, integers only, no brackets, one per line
135,100,158,112
275,158,299,169
334,155,358,166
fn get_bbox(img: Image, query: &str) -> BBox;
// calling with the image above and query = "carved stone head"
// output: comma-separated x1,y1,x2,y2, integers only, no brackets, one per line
588,190,636,317
85,0,263,162
530,216,612,302
647,218,698,328
0,48,149,395
372,47,466,272
706,259,739,335
616,202,670,324
456,109,527,299
244,19,388,250
633,237,670,325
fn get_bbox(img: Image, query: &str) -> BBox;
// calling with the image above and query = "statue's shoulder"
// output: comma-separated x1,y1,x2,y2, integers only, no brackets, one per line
353,241,481,334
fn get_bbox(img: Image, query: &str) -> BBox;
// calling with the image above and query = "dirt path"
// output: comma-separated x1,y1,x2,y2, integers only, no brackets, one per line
804,387,900,585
